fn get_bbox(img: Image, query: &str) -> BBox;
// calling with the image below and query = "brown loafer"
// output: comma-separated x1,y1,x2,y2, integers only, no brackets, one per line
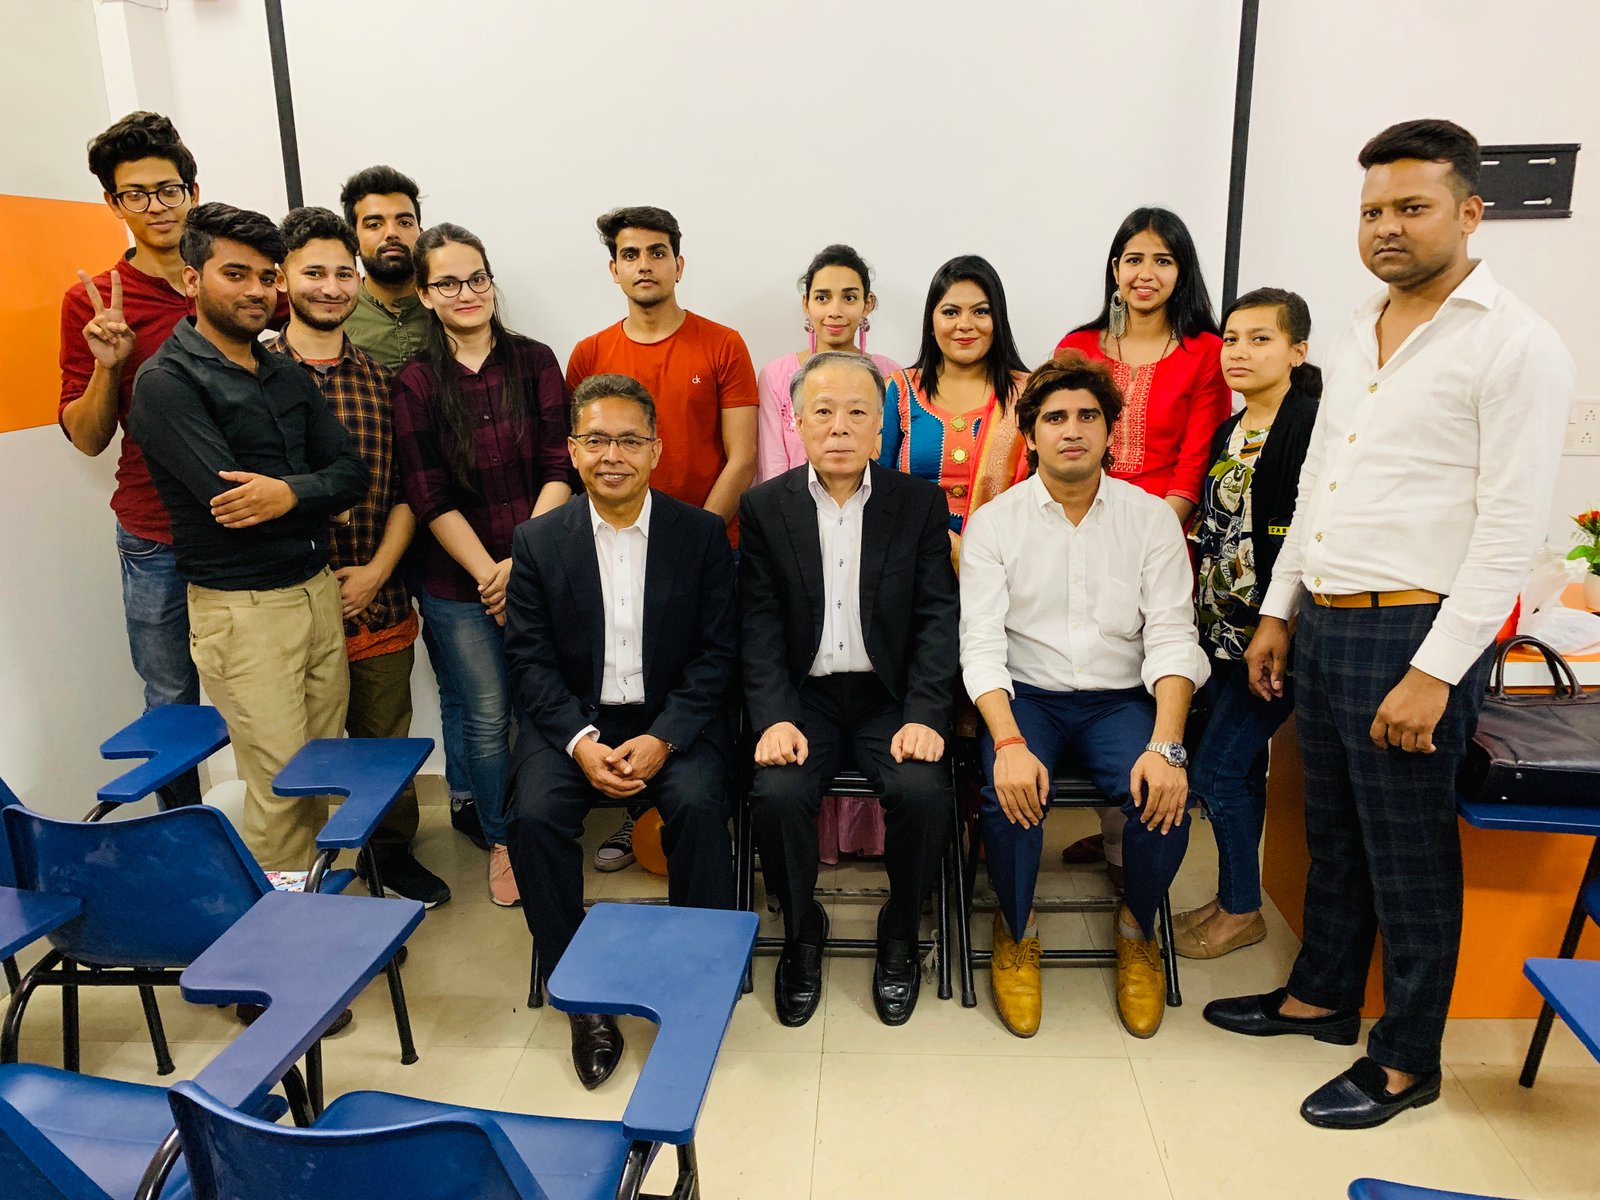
1174,912,1267,960
1172,905,1212,933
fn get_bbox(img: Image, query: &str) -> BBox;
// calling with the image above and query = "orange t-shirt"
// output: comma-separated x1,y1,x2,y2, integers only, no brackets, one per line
566,311,758,533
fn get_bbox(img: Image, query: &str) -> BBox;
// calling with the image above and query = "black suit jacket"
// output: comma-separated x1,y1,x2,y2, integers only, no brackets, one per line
503,491,737,768
738,462,959,737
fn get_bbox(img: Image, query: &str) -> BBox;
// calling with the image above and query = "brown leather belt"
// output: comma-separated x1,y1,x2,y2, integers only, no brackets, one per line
1311,589,1444,609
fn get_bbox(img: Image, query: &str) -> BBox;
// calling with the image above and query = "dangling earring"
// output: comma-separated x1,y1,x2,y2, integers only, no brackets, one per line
858,316,871,353
1108,290,1128,339
804,317,816,354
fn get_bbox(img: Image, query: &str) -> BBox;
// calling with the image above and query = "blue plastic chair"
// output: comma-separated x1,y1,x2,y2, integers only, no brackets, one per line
1523,956,1600,1064
166,904,759,1200
0,890,423,1200
1348,1180,1517,1199
1457,798,1600,1086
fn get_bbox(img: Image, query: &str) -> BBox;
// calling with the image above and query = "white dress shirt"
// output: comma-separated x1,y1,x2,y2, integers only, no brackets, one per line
960,473,1210,701
1260,262,1574,684
806,466,874,677
566,494,652,756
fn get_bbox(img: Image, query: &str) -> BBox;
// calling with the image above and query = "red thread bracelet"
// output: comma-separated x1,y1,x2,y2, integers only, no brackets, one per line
993,736,1027,752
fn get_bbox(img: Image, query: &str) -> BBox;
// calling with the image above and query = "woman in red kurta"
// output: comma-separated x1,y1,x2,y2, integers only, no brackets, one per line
1054,206,1232,878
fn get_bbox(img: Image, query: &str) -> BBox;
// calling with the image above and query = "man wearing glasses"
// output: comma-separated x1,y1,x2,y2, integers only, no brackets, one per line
502,373,737,1089
58,111,204,809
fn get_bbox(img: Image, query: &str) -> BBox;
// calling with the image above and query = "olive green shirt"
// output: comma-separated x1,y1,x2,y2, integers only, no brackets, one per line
344,283,430,370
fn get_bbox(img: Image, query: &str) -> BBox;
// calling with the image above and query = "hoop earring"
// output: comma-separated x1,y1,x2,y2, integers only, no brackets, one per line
1108,291,1128,339
858,316,871,353
804,317,816,354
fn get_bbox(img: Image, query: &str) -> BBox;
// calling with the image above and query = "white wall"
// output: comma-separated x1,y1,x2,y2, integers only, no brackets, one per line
1241,0,1600,543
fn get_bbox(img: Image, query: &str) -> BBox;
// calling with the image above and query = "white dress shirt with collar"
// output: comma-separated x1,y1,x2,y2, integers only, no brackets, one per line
806,465,874,677
959,472,1209,701
1259,261,1574,684
565,493,652,756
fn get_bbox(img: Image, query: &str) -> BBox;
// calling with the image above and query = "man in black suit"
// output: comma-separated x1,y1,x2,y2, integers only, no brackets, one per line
740,350,959,1028
504,373,737,1088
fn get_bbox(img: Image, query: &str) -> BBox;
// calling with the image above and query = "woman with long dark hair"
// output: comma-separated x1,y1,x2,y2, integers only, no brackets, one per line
393,223,572,906
1056,209,1233,883
1176,287,1321,959
879,255,1030,565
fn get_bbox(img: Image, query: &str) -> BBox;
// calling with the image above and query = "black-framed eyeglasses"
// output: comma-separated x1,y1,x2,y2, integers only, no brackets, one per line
570,433,657,453
113,183,192,212
425,271,494,299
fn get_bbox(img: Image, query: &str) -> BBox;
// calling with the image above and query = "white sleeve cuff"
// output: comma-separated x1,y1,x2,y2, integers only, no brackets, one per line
565,725,599,757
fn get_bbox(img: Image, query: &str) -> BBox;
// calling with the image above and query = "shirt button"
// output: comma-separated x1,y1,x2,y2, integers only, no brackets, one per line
951,484,967,498
1314,531,1323,542
1368,383,1378,393
1328,481,1337,492
1347,434,1356,444
951,417,967,432
1314,577,1322,587
951,448,968,464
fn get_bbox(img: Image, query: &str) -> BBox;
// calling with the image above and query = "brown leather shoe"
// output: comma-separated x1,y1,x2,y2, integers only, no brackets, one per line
1172,905,1211,933
1174,911,1267,960
1060,833,1106,865
990,913,1042,1038
1115,921,1166,1039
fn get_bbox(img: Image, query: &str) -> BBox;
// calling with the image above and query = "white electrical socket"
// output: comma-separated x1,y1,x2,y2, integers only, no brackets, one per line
1565,400,1600,456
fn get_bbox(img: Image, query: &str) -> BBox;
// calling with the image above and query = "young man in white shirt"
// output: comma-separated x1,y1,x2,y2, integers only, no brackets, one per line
961,351,1209,1041
1205,119,1574,1129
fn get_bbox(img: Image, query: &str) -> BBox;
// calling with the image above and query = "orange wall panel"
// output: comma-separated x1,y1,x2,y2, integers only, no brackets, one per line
0,195,130,435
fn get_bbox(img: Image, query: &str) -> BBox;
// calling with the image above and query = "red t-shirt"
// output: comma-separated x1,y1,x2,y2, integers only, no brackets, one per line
565,311,758,520
1054,328,1231,505
59,254,193,542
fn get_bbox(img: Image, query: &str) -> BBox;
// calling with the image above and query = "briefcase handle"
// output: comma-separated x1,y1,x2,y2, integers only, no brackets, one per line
1488,635,1583,700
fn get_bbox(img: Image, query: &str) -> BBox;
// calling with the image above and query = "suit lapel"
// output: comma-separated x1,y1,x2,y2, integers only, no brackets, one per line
858,464,902,636
641,493,675,691
557,499,605,699
780,472,826,650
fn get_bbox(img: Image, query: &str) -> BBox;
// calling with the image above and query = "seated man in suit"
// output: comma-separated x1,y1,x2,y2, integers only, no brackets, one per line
504,372,738,1089
960,351,1209,1041
741,350,959,1028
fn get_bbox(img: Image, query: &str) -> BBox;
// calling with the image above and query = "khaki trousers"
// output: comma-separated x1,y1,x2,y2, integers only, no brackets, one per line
347,644,419,848
187,568,348,871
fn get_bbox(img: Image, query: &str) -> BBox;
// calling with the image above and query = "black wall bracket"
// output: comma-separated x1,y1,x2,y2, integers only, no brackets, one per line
1479,144,1579,219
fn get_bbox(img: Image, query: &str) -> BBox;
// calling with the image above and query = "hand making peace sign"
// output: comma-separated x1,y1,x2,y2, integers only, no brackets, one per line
78,269,135,370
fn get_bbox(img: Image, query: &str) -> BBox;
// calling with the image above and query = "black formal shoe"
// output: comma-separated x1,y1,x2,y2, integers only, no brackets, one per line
775,903,828,1028
374,847,452,908
872,909,921,1027
1202,987,1360,1045
568,1012,623,1090
1300,1057,1442,1129
450,795,489,852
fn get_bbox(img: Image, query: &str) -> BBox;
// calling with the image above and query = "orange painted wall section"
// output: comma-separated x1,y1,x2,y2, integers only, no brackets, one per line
0,194,130,435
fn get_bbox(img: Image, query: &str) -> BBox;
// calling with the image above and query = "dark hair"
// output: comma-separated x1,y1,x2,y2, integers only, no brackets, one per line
1015,350,1125,472
1358,119,1480,200
338,165,421,227
412,223,528,490
790,349,886,410
179,202,286,271
1072,207,1219,343
798,244,873,296
87,111,197,193
1222,286,1324,401
595,206,682,258
912,255,1028,412
571,373,657,433
280,206,359,261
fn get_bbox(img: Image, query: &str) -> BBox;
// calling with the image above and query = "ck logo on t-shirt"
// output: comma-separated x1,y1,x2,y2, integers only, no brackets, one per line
692,375,702,384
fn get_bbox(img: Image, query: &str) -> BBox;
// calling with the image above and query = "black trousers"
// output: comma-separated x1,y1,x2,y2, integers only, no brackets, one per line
507,706,735,981
750,673,953,943
1285,599,1494,1076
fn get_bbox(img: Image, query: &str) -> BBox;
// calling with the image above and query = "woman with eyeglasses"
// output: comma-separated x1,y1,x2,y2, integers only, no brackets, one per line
394,223,572,906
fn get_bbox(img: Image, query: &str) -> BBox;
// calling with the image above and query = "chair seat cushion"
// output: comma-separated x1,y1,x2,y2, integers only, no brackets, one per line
319,1090,643,1200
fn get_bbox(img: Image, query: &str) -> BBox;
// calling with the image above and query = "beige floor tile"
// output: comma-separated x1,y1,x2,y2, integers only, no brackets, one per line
1444,1018,1600,1073
812,1052,1171,1200
6,977,163,1044
1133,1058,1539,1200
722,955,828,1054
13,1036,129,1076
1452,1064,1600,1200
321,1043,525,1111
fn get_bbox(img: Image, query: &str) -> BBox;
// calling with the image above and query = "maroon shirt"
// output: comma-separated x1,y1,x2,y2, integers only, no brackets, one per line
393,334,571,602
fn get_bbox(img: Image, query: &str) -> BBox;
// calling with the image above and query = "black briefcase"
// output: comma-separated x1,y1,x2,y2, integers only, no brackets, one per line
1458,635,1600,806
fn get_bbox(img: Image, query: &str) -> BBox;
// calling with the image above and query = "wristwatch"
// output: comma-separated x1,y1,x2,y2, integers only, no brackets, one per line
1144,741,1188,769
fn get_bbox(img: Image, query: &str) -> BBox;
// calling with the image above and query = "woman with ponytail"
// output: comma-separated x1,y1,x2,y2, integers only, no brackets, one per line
1173,287,1321,960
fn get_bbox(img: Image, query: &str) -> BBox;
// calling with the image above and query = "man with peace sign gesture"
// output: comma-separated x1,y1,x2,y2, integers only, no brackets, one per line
57,111,202,809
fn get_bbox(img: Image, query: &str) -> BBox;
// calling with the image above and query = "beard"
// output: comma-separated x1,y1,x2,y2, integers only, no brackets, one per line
197,289,270,342
362,247,415,286
289,292,355,332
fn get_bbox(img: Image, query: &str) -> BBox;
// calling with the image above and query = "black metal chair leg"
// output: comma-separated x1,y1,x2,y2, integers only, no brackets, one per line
305,1041,325,1115
951,817,976,1007
3,956,18,994
61,958,80,1073
281,1065,315,1127
1159,893,1182,1008
935,856,952,1001
1520,837,1600,1087
137,985,176,1075
382,953,419,1065
671,1139,701,1200
1,950,57,1063
528,945,544,1009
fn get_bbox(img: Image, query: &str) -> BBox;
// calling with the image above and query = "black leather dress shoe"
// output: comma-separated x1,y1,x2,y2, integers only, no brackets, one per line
1202,987,1360,1045
569,1012,623,1090
872,923,921,1027
775,904,828,1028
1300,1057,1442,1129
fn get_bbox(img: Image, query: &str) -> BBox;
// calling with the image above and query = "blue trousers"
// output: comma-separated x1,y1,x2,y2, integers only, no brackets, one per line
980,682,1189,941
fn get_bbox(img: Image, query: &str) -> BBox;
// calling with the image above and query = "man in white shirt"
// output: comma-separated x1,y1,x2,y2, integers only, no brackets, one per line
741,352,959,1028
961,351,1209,1041
1205,119,1574,1130
503,373,738,1089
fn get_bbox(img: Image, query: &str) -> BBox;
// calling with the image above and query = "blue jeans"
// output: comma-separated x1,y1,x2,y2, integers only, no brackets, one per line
415,589,513,844
1187,656,1295,914
417,603,472,798
115,524,201,807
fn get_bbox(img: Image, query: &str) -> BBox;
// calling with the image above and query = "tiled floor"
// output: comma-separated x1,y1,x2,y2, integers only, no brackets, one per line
11,790,1599,1199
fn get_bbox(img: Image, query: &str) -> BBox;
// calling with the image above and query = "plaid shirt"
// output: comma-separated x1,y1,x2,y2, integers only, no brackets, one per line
265,333,413,635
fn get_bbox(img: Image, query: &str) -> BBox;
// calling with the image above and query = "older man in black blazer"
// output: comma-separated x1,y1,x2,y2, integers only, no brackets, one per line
504,373,737,1088
740,351,959,1028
